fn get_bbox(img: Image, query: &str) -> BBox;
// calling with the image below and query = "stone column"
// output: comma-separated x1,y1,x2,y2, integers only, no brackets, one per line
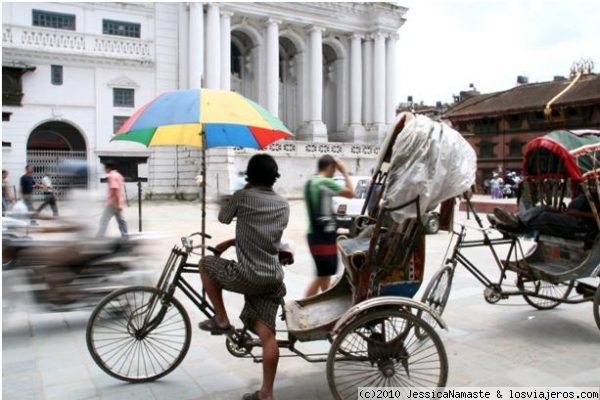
266,18,280,116
220,11,233,91
188,2,204,88
372,31,387,140
386,33,398,125
362,35,373,126
205,3,221,89
306,26,327,142
348,33,366,142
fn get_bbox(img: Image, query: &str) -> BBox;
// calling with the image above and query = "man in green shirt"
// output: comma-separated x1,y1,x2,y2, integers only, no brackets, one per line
304,155,354,297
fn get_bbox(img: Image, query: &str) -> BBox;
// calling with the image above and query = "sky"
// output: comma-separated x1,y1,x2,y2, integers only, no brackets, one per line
395,0,600,105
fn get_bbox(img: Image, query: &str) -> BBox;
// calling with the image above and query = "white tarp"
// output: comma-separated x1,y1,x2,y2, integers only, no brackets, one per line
383,114,477,222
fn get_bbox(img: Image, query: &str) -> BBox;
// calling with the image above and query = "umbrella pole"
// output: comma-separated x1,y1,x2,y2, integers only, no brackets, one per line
201,134,206,258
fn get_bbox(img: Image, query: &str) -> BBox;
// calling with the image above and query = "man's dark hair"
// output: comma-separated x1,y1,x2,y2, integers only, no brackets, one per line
25,164,31,170
246,154,280,188
104,161,117,171
318,155,336,172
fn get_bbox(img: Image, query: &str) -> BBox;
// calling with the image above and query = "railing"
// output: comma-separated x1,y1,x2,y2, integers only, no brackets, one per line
2,24,153,62
233,140,381,159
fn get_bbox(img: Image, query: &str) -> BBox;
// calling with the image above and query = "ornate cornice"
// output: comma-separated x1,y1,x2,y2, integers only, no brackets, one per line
221,2,407,35
107,75,140,89
3,48,154,69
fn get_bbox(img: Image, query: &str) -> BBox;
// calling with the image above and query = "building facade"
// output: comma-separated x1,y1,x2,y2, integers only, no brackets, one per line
2,2,407,200
445,73,600,190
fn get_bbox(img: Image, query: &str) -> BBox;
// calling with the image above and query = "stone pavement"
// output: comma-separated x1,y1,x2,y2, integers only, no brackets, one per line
3,200,599,400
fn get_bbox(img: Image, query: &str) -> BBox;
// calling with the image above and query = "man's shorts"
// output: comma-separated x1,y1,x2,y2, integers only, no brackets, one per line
200,255,285,331
307,232,338,277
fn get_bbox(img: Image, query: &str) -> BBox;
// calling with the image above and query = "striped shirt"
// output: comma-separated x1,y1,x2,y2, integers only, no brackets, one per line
218,186,290,285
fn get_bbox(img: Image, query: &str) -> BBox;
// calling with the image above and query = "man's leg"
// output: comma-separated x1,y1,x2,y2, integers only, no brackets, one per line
114,210,128,236
49,195,59,217
254,320,278,400
199,262,230,328
305,276,331,297
23,194,34,211
96,206,113,237
36,199,48,214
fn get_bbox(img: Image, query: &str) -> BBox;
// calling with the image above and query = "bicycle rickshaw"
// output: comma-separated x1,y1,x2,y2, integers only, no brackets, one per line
420,129,600,332
86,112,477,398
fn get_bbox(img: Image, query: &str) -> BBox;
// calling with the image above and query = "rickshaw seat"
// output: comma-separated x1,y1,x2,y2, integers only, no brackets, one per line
337,236,370,283
517,234,600,283
284,276,353,340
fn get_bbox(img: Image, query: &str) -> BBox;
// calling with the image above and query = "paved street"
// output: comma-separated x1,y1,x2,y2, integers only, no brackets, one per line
3,199,599,400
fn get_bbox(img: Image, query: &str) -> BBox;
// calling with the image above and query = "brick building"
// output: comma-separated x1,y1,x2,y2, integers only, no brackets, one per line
445,73,600,190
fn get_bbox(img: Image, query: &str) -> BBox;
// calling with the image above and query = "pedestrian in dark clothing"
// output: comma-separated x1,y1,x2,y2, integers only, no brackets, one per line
20,165,35,211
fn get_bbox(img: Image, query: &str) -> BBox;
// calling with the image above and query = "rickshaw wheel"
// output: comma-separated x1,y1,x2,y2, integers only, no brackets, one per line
416,266,453,339
593,285,600,331
518,277,574,310
326,309,448,400
86,286,191,383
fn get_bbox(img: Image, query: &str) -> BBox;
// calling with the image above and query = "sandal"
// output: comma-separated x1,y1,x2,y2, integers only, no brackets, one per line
198,317,234,335
242,391,262,400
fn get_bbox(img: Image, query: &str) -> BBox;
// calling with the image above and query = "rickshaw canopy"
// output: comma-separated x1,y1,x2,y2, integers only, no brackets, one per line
523,130,600,181
384,115,477,222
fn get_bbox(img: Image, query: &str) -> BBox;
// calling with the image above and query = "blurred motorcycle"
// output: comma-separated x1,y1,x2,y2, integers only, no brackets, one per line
3,224,153,312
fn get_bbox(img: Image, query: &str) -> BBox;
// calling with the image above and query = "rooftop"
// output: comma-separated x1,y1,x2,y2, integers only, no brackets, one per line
445,74,600,120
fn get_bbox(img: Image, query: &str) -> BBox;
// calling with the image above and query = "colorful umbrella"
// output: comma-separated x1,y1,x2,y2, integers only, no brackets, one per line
111,88,293,254
112,88,292,148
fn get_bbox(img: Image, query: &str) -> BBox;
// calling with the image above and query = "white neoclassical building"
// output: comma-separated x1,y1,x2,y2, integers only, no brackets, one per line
2,2,407,199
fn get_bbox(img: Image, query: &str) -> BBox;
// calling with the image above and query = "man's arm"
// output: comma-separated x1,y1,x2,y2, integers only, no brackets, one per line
334,158,355,199
215,238,236,255
218,191,239,224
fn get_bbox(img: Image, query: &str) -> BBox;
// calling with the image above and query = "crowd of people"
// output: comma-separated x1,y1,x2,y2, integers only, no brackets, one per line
485,170,523,199
2,165,59,218
2,163,128,237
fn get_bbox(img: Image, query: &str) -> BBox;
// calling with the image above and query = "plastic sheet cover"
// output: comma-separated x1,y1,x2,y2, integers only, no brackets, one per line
384,115,477,222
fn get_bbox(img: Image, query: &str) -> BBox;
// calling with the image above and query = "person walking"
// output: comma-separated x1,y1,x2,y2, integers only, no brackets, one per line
2,170,14,215
198,154,289,400
96,161,128,237
20,165,36,211
35,171,59,217
304,155,354,298
489,172,502,199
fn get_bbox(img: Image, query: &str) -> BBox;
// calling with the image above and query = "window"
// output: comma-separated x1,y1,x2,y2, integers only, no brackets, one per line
479,140,497,158
2,112,11,122
113,88,134,107
508,114,522,130
32,9,76,30
231,43,242,77
103,19,141,38
51,65,63,85
508,139,523,157
474,117,498,134
113,116,129,133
